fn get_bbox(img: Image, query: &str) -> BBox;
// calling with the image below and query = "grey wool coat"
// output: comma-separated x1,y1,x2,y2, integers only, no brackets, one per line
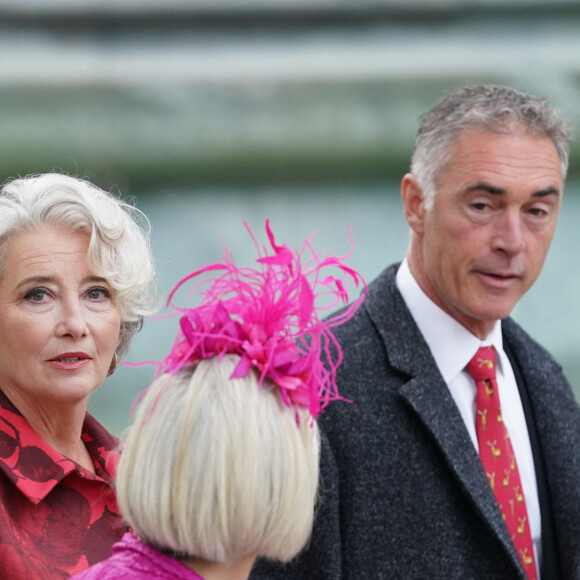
252,263,580,580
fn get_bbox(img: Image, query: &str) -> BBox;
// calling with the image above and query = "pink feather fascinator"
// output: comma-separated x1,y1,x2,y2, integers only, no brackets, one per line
145,220,365,419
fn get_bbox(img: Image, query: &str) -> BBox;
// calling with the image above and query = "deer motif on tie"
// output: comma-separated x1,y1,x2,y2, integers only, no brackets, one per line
466,346,537,580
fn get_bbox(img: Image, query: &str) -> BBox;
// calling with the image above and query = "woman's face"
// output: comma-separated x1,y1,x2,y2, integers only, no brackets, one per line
0,224,121,412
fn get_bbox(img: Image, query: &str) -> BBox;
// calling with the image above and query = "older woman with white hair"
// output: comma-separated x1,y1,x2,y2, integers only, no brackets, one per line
72,221,365,580
0,173,157,579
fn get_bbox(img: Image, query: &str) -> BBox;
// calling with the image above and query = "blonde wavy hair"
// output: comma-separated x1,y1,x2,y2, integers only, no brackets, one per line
0,173,157,358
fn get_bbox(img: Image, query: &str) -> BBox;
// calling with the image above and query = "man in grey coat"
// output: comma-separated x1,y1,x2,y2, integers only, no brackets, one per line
251,85,580,579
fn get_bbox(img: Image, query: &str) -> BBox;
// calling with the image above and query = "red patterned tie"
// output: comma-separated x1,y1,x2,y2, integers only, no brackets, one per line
466,347,537,580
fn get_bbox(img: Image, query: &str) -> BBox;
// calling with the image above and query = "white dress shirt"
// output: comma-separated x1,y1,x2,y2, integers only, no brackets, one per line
396,259,541,575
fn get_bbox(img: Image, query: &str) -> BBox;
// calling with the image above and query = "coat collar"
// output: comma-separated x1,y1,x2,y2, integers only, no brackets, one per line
363,264,527,578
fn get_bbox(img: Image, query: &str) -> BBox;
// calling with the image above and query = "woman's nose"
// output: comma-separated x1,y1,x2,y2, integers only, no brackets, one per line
56,300,88,339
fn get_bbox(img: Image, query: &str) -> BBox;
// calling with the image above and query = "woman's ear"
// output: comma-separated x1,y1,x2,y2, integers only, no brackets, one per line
400,174,427,236
107,353,118,377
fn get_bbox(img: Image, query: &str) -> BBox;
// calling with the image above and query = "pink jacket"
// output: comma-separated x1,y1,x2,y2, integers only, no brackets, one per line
70,532,205,579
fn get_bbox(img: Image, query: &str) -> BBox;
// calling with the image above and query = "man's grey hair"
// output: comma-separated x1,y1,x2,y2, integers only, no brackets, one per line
411,84,572,210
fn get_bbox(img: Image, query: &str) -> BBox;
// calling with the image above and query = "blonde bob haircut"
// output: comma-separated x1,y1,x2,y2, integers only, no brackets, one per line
116,354,321,564
0,173,157,358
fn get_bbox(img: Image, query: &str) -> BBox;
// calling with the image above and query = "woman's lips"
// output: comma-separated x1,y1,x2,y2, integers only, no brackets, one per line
47,353,91,370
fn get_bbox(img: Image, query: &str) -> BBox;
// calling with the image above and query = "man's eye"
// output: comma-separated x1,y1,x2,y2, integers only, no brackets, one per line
528,207,548,217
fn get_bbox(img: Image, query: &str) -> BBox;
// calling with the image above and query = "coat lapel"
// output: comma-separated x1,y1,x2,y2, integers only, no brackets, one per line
364,265,526,578
399,376,524,576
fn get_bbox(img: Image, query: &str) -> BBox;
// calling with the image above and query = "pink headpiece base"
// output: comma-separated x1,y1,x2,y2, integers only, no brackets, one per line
135,220,365,419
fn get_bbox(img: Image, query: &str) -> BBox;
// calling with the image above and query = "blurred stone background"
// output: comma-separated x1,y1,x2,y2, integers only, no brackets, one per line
1,0,580,435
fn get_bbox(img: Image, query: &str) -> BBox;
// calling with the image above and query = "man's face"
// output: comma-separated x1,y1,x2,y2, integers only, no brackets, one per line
405,128,563,338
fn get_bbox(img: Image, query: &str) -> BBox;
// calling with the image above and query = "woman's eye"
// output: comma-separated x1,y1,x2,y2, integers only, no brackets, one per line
24,288,49,302
87,287,110,300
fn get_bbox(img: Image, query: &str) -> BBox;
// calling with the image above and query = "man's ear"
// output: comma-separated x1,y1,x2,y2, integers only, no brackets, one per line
401,173,427,236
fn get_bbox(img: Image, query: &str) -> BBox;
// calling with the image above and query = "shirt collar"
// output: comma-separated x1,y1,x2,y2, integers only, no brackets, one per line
396,258,504,383
0,390,120,504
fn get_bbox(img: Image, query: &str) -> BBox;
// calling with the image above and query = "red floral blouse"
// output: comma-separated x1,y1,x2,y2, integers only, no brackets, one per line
0,390,126,579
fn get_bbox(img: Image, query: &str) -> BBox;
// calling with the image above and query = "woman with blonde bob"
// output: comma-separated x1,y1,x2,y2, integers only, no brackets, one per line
0,173,157,579
118,355,319,578
73,220,365,580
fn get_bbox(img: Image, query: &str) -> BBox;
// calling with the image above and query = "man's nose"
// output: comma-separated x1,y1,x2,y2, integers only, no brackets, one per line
491,211,526,256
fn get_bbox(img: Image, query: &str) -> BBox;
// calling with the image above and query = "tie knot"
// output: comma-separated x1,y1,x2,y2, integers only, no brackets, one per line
466,346,497,381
